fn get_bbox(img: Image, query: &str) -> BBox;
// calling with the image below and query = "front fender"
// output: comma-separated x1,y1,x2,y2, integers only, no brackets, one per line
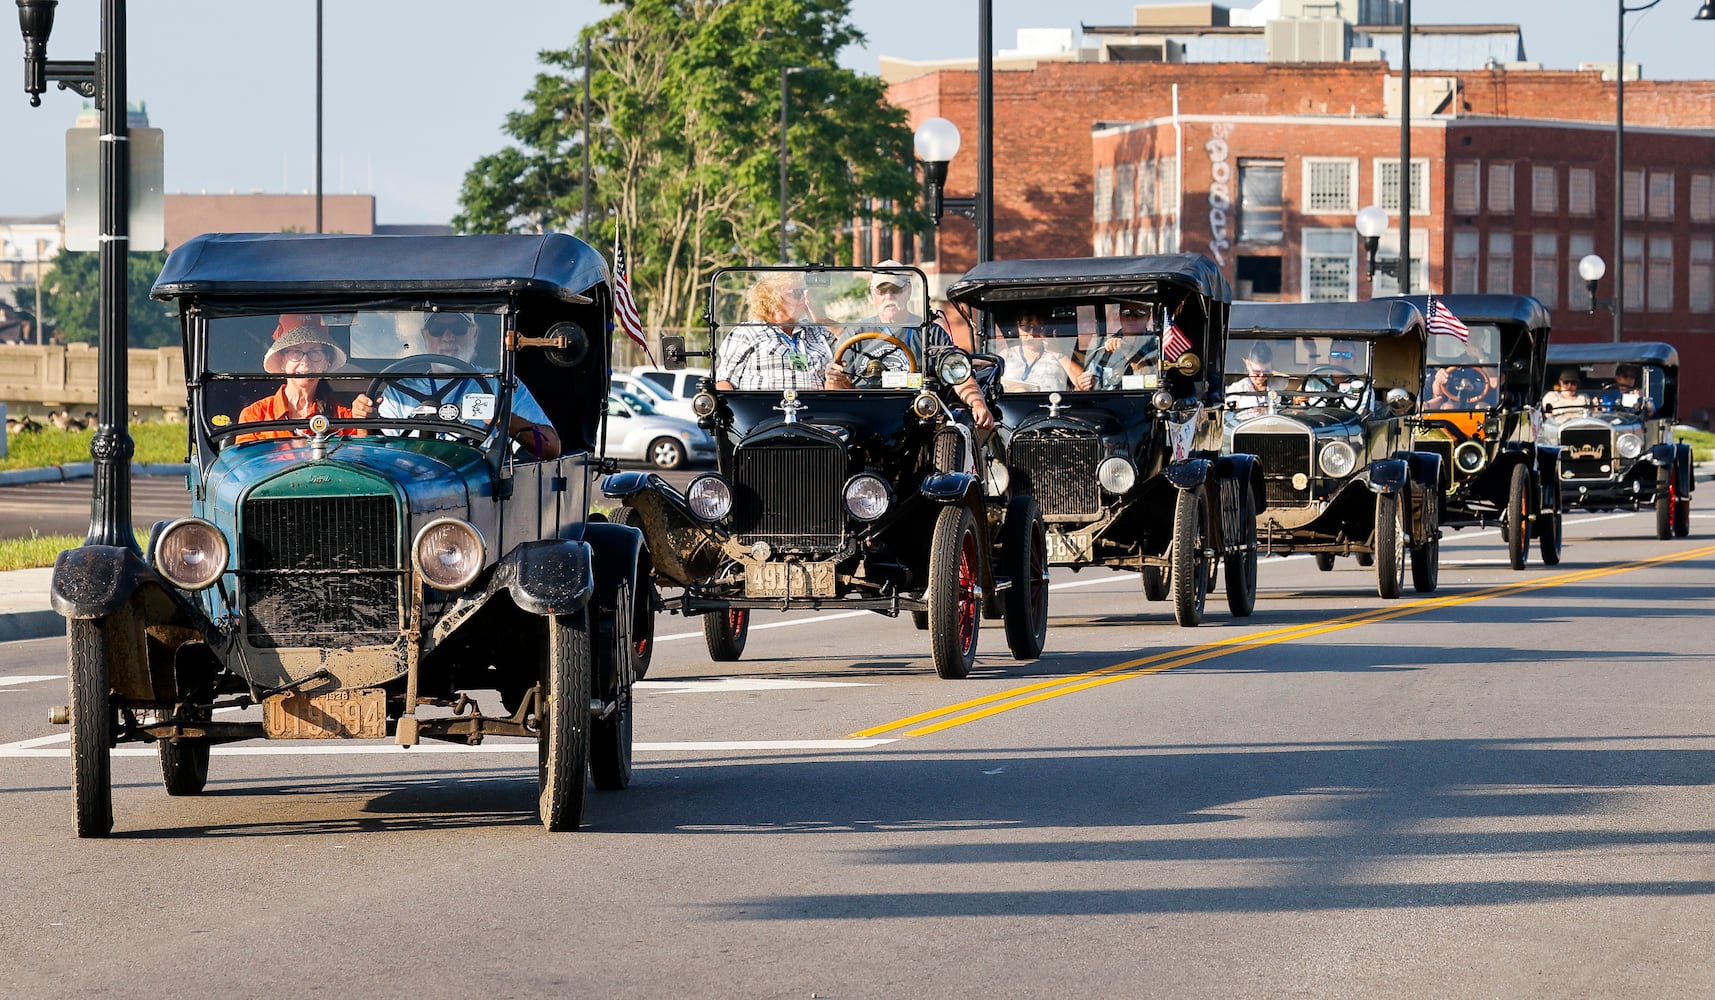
488,538,595,616
599,469,660,501
1215,453,1266,514
51,543,213,635
565,520,645,604
1164,457,1212,491
1364,458,1411,495
920,470,981,505
1406,451,1443,495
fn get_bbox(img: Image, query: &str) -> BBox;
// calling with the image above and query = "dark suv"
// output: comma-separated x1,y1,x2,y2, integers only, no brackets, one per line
51,233,647,835
944,255,1263,626
1224,299,1442,598
602,264,1049,680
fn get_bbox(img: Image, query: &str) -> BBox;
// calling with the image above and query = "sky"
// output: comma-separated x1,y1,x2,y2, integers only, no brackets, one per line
2,0,1710,227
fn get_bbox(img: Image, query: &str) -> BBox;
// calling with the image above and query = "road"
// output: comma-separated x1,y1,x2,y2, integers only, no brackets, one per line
3,511,1712,997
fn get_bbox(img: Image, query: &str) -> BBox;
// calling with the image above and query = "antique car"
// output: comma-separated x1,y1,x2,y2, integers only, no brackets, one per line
51,232,648,835
1224,299,1443,598
1541,341,1693,538
1380,294,1564,569
601,264,1049,680
943,254,1264,627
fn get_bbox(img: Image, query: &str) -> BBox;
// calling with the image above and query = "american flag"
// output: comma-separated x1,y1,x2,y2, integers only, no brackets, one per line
1162,317,1192,362
613,242,656,364
1426,295,1470,342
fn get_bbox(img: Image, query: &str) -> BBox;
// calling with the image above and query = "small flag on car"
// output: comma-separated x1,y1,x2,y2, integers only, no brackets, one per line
613,242,656,365
1162,317,1192,362
1426,295,1470,342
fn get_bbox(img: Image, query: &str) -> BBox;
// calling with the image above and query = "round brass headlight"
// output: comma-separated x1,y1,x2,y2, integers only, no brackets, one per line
911,392,941,419
936,352,973,386
843,474,891,521
1453,440,1487,475
413,518,486,591
1098,456,1137,495
152,517,229,591
691,391,718,418
687,474,733,521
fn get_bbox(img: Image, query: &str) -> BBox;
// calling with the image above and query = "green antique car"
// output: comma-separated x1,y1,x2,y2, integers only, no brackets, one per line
50,233,649,835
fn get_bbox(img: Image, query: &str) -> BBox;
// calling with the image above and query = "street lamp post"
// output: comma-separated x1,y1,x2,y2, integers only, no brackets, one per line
315,0,322,233
914,117,983,242
779,65,816,262
581,33,633,244
1579,253,1613,315
1355,204,1400,291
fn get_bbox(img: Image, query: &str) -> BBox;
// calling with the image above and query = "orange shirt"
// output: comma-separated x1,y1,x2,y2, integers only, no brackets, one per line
235,385,356,443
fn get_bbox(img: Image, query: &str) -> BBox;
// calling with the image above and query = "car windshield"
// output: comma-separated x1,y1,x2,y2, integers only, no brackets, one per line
200,309,508,445
1542,362,1664,420
1420,324,1501,411
709,265,934,391
618,389,660,415
978,301,1184,394
1224,335,1374,413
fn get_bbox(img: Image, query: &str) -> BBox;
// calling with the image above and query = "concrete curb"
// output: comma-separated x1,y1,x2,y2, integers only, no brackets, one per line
0,462,189,486
0,610,63,643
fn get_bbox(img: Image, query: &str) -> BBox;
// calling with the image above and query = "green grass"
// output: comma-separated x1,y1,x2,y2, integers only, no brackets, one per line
1678,427,1714,463
0,530,139,572
1,422,188,471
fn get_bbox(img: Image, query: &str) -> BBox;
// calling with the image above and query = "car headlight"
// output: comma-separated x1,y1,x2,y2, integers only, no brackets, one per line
936,352,973,386
1616,432,1643,460
1097,456,1137,495
911,392,940,419
413,518,485,591
1453,440,1487,475
687,474,733,521
152,517,229,591
1318,441,1357,479
691,391,717,418
843,474,891,521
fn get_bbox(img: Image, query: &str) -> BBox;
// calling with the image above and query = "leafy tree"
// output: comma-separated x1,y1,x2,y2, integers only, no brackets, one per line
17,250,177,348
455,0,925,335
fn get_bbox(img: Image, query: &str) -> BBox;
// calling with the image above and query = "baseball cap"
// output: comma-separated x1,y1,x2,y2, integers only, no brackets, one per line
869,259,909,292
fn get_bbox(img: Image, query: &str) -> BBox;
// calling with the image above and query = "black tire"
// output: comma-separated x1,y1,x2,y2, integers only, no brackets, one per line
591,582,636,792
1354,551,1374,567
648,437,686,470
1410,493,1440,595
1674,498,1691,538
1375,492,1405,600
911,610,929,630
703,608,749,661
606,506,656,678
68,619,114,838
1656,467,1674,540
1171,487,1208,627
1141,566,1169,601
928,505,981,679
1538,492,1563,565
1314,553,1336,572
1506,464,1530,570
539,610,592,832
1223,508,1257,618
999,495,1048,660
159,734,210,797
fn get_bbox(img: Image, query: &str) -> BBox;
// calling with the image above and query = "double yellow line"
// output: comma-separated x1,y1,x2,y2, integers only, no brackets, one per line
852,543,1715,740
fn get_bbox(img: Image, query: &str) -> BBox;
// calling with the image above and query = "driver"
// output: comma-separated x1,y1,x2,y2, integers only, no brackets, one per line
1542,367,1589,410
351,312,561,459
1083,304,1158,390
1225,342,1276,412
1424,342,1498,411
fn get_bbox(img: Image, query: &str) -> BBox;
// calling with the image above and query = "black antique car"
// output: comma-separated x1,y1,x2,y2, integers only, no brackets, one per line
51,232,648,835
1541,341,1693,538
1380,294,1564,568
944,255,1264,627
602,264,1048,680
1224,299,1442,598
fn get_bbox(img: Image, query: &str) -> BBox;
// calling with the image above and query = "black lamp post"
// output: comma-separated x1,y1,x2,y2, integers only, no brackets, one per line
779,65,822,262
914,116,982,237
16,0,135,550
315,0,322,233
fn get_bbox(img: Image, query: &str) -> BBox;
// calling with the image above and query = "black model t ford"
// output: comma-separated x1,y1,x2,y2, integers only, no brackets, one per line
944,255,1264,627
602,264,1048,680
51,232,648,835
1541,341,1693,538
1383,294,1564,569
1224,299,1442,598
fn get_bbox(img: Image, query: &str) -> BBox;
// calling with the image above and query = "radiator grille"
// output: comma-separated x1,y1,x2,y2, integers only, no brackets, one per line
1559,428,1614,478
241,495,401,648
1235,430,1313,504
1011,429,1102,517
732,438,846,550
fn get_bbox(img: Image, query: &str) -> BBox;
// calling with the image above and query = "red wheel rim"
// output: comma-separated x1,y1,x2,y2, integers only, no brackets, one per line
728,609,747,635
957,531,978,655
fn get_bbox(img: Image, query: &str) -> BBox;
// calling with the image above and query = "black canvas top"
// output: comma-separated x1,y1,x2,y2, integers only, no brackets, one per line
1375,293,1552,331
1548,341,1679,368
945,254,1231,304
1229,299,1426,340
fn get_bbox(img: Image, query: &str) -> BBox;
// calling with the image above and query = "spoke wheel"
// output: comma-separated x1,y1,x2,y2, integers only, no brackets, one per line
1224,509,1258,618
703,608,749,661
592,583,636,792
928,506,981,679
1171,487,1209,627
68,619,114,838
538,610,592,832
1000,496,1048,660
1314,553,1336,572
1374,492,1405,600
1506,464,1530,570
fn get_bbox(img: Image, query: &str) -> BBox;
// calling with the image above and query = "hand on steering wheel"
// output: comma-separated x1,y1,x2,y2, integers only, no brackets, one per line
830,331,917,385
363,353,497,412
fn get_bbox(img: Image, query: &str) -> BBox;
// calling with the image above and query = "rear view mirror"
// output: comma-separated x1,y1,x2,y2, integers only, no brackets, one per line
528,321,589,368
660,336,688,371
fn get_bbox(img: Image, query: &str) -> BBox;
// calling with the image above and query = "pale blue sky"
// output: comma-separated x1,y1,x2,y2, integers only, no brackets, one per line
2,0,1708,226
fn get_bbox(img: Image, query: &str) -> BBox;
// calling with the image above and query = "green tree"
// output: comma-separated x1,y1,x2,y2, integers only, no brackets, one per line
20,250,178,348
454,0,924,335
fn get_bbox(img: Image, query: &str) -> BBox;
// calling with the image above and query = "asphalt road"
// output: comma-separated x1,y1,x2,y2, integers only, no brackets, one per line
3,511,1713,997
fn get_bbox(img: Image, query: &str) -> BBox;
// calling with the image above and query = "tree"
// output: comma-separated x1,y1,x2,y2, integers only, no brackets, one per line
20,250,178,348
455,0,925,336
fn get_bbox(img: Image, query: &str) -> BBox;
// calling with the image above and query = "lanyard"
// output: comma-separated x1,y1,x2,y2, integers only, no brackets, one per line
775,327,801,354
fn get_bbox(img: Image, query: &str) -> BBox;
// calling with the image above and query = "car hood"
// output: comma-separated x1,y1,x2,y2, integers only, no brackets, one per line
1229,408,1358,434
197,437,489,525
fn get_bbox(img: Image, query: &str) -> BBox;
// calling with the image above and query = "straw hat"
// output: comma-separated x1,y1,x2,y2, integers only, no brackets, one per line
263,325,348,374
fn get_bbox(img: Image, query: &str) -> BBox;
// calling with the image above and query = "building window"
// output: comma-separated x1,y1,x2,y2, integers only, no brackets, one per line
1531,233,1559,308
1691,237,1713,314
1302,229,1355,302
1623,169,1644,219
1569,168,1596,216
1236,255,1283,298
1452,229,1480,294
1140,161,1159,220
1368,229,1428,297
1304,158,1356,214
1376,158,1429,214
1238,160,1284,243
1486,231,1514,294
1693,173,1714,223
1648,236,1674,312
1095,165,1114,224
1116,163,1137,221
1568,233,1595,311
1648,171,1675,220
1532,166,1558,215
1452,161,1480,214
1623,235,1644,310
1487,163,1515,213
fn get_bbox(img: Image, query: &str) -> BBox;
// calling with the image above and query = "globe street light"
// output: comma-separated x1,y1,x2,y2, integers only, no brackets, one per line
1354,203,1398,287
1579,253,1613,314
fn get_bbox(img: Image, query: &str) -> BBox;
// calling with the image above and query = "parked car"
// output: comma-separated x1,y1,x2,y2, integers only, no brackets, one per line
629,365,713,419
1541,341,1693,537
1224,299,1443,598
613,371,698,420
50,232,649,835
604,389,716,469
602,264,1049,679
944,254,1264,626
1379,294,1564,568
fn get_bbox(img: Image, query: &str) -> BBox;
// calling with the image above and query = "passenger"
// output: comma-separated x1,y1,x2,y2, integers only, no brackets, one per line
1542,367,1589,410
997,311,1093,391
1225,342,1276,412
1083,304,1158,390
351,311,561,459
235,321,360,443
714,273,835,391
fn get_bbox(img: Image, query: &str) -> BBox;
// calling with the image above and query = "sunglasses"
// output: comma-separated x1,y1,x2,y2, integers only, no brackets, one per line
425,324,474,339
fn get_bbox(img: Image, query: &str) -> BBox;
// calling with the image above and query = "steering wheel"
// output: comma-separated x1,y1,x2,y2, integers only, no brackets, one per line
365,353,497,411
1440,365,1488,406
832,331,917,382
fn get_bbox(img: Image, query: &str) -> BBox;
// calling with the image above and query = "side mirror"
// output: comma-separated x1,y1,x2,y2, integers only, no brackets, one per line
526,321,590,368
1166,351,1201,377
660,335,688,371
1385,387,1415,415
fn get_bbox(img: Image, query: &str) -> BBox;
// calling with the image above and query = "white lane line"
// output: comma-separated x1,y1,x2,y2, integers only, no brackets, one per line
0,737,895,758
0,675,61,688
638,678,871,693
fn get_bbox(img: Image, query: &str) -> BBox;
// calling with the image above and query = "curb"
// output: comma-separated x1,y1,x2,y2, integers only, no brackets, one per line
0,462,190,487
0,610,63,643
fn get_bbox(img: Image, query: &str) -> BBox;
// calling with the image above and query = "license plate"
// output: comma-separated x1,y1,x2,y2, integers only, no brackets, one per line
744,561,837,598
263,688,388,739
1044,529,1094,565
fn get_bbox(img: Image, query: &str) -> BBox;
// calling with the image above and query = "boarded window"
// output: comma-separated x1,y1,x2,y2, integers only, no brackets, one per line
1692,174,1714,223
1567,234,1595,311
1452,229,1480,294
1648,171,1675,220
1623,235,1644,310
1623,169,1644,219
1531,232,1559,308
1531,166,1557,215
1452,162,1480,214
1569,169,1596,216
1487,163,1514,213
1647,236,1673,312
1691,237,1713,314
1486,231,1513,295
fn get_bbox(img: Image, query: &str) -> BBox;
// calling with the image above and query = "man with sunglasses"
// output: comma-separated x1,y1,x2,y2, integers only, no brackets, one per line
352,311,560,459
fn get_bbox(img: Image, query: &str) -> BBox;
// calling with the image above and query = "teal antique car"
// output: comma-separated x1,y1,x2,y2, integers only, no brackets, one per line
51,233,649,834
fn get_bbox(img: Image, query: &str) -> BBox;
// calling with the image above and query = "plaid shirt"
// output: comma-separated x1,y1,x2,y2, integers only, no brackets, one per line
715,322,835,390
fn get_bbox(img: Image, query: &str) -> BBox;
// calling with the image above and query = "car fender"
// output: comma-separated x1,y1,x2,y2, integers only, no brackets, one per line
1534,444,1563,509
565,520,645,603
1673,442,1696,495
1364,457,1411,495
1163,457,1212,491
600,469,659,500
488,538,595,616
1215,452,1267,515
50,543,211,630
920,470,982,505
1406,450,1443,495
